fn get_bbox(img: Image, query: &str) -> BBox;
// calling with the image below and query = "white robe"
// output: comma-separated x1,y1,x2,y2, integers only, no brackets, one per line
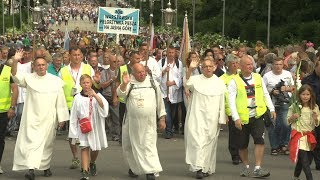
117,77,166,175
184,74,226,174
12,72,69,171
68,93,109,151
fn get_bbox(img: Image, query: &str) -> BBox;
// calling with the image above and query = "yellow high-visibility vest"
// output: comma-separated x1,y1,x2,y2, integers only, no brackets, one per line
118,65,129,103
60,64,91,109
233,73,267,124
0,65,11,113
220,73,236,116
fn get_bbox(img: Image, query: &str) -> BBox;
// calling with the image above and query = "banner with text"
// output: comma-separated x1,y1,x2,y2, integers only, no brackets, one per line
97,7,139,35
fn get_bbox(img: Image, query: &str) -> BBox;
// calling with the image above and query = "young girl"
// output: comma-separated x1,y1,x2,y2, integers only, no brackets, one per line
69,74,109,180
288,84,319,180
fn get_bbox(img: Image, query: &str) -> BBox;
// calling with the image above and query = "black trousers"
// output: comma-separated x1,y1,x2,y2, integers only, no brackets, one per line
0,112,9,163
312,126,320,169
294,150,313,180
119,102,126,141
228,117,239,160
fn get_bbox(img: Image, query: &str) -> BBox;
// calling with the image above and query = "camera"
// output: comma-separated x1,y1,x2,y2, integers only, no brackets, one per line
271,80,290,106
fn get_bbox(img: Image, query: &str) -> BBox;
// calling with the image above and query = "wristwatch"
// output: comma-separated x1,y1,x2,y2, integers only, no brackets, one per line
10,106,16,110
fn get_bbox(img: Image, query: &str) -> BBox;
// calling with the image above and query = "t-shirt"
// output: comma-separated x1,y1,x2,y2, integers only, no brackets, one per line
263,70,294,105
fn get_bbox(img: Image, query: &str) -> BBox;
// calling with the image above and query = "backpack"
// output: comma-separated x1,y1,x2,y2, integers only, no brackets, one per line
161,58,179,68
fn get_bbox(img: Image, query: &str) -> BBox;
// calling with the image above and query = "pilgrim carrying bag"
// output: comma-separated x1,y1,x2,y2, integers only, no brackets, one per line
79,97,93,134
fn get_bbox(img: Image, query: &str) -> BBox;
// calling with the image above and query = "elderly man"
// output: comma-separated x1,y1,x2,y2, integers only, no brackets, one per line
117,63,166,180
11,51,69,180
228,55,276,178
220,54,241,165
47,53,64,76
185,58,226,179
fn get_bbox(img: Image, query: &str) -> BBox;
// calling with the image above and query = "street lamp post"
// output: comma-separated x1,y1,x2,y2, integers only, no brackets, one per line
161,0,176,99
19,0,21,30
175,0,177,27
267,0,271,48
192,0,195,37
2,0,4,35
222,0,225,37
32,0,41,54
27,0,30,26
32,0,42,29
161,0,176,26
12,0,15,37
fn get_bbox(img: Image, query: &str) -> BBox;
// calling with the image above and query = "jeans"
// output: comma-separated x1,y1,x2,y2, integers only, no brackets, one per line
0,112,9,163
294,150,313,180
164,99,178,136
267,104,290,149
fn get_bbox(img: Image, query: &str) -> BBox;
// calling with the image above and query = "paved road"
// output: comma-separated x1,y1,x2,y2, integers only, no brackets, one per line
1,127,320,180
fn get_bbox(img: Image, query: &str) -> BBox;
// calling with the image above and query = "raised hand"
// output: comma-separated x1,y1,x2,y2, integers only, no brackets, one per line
13,49,24,62
122,71,130,84
189,58,199,69
93,70,101,83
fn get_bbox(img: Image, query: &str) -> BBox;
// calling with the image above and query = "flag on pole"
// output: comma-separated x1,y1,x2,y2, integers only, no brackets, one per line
149,23,155,49
179,13,191,67
63,28,70,51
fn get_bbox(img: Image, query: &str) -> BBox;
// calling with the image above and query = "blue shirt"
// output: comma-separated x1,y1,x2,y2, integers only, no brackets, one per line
47,63,63,77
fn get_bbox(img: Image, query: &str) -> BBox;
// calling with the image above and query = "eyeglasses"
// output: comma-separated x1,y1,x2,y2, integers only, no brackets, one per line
203,65,215,69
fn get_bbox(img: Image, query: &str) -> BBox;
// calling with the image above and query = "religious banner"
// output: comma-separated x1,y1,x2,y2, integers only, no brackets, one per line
97,7,140,35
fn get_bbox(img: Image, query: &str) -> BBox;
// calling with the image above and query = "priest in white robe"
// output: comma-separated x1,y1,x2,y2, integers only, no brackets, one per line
184,58,226,179
11,51,69,180
117,63,166,180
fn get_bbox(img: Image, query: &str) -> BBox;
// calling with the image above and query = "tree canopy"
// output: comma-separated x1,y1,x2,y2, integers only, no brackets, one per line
137,0,320,46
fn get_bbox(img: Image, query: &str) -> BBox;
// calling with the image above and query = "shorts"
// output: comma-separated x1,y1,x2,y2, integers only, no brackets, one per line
236,116,265,149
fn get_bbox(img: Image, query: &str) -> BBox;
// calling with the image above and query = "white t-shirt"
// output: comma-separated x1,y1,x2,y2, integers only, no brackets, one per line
263,70,294,105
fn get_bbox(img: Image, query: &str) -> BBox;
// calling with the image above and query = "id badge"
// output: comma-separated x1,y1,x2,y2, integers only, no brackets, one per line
71,87,78,96
137,99,144,108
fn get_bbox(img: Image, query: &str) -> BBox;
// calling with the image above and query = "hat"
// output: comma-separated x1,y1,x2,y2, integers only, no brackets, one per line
225,54,239,64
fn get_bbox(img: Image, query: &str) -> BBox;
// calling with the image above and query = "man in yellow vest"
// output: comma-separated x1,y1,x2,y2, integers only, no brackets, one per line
112,51,141,144
220,54,241,165
0,63,17,174
60,46,95,170
228,55,276,178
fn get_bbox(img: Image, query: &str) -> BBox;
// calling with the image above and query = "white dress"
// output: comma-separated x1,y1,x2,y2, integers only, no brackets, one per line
184,74,226,174
117,77,166,175
68,93,109,151
12,72,69,171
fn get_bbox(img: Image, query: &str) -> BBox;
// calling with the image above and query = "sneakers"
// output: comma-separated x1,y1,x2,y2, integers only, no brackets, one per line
80,170,89,180
292,177,300,180
0,165,3,174
44,168,52,177
195,169,203,179
240,167,250,177
128,169,138,178
252,168,270,178
70,158,80,169
89,162,97,176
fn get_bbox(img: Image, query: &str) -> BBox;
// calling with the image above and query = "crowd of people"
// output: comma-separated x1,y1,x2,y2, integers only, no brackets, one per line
0,1,320,180
0,31,320,180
